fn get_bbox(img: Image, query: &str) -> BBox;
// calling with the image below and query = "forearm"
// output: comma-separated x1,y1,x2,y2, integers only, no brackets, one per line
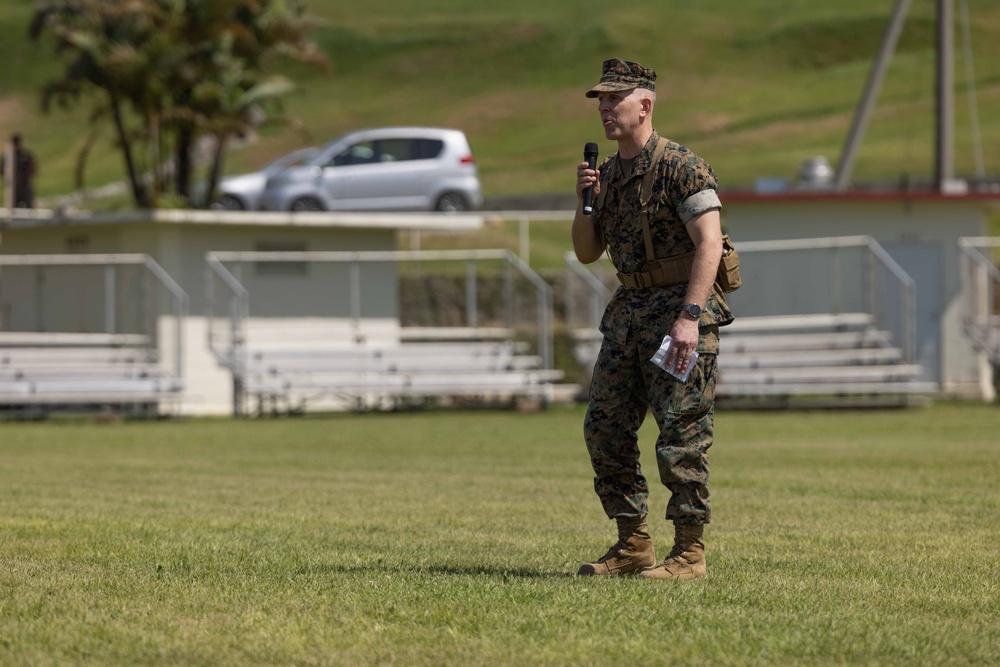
682,209,723,308
572,157,605,264
667,209,723,372
572,205,605,264
683,236,722,308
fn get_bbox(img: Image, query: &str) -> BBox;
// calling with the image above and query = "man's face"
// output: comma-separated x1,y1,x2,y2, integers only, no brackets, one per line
597,89,644,141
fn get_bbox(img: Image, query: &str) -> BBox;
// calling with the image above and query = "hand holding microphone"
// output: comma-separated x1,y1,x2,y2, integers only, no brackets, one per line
580,142,599,215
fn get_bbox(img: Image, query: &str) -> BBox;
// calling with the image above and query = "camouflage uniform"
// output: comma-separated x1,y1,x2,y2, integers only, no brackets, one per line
585,130,733,526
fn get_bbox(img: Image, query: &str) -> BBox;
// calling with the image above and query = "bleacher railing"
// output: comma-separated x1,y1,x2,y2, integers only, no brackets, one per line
565,235,917,364
0,253,188,378
958,237,1000,364
205,249,553,408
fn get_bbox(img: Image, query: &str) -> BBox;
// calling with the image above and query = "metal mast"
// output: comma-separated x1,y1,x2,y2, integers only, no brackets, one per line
935,0,955,189
834,0,913,191
835,0,957,192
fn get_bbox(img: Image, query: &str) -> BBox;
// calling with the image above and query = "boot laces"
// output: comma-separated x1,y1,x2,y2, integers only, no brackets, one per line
597,538,627,563
597,523,634,563
663,527,699,565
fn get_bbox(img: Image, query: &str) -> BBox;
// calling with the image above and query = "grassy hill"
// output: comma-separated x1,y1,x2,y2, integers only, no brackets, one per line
2,0,1000,202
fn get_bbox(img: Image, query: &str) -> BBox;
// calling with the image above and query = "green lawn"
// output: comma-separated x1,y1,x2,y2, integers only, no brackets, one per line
3,0,1000,203
2,403,998,666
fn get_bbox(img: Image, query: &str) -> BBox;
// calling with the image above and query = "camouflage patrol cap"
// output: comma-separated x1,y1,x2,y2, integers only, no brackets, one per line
585,58,657,98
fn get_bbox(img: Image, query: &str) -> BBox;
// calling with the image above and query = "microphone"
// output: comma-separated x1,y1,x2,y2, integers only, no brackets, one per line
582,142,599,215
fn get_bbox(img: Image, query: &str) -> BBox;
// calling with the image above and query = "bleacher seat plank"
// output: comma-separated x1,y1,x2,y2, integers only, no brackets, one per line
721,330,892,353
719,364,925,384
398,327,516,341
716,381,938,397
722,313,875,333
719,347,903,369
0,332,150,347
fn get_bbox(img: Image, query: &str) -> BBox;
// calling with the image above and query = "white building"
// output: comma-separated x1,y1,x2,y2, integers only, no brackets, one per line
0,209,483,414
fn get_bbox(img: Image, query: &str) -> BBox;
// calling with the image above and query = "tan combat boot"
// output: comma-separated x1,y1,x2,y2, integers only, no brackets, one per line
639,523,706,580
577,515,655,576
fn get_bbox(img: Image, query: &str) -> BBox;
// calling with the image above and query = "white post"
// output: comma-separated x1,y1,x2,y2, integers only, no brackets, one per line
519,216,530,264
104,264,116,334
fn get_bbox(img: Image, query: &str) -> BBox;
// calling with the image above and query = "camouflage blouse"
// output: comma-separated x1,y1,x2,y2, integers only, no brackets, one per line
592,130,734,354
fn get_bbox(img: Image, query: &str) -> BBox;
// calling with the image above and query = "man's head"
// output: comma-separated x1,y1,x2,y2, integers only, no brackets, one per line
586,59,657,145
11,133,22,149
585,58,656,99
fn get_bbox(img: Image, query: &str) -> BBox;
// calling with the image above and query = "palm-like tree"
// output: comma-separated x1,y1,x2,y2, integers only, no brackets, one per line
31,0,164,206
30,0,325,208
164,0,325,205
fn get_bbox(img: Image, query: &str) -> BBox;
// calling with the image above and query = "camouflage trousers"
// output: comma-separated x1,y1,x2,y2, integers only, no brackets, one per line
584,328,717,525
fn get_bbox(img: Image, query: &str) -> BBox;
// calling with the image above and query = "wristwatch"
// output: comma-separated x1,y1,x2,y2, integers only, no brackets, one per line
680,303,703,319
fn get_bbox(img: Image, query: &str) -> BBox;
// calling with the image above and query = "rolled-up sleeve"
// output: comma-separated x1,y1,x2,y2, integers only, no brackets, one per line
677,189,722,223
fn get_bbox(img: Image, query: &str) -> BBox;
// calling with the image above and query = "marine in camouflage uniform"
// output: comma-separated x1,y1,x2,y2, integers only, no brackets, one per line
573,59,733,580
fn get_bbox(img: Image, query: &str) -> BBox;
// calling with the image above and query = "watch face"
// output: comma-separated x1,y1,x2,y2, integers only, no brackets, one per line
684,304,702,317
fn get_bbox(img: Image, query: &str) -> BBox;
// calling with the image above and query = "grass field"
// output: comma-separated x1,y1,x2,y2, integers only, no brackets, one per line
2,403,999,666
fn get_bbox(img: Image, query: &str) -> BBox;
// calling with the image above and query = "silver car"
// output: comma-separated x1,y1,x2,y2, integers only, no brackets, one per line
258,127,483,212
213,147,320,210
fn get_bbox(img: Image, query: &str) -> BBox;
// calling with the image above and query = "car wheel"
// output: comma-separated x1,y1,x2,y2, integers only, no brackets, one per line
213,194,245,211
435,192,469,213
290,196,325,212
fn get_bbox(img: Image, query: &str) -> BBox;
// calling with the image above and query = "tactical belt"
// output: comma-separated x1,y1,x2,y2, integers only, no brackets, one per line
617,253,694,289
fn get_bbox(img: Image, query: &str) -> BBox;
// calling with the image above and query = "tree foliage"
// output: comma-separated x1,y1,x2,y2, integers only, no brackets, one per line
30,0,326,208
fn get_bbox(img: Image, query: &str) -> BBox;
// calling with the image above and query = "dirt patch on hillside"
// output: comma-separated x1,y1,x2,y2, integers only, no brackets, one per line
441,87,593,137
682,111,733,135
440,90,531,135
0,97,28,128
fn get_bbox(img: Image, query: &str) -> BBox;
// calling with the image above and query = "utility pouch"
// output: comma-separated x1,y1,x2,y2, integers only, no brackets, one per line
715,234,742,293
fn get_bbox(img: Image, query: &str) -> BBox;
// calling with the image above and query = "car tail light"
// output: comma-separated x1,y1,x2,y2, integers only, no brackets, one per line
460,154,475,164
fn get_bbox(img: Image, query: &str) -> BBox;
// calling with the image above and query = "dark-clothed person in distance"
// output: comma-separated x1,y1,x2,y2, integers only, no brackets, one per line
572,58,733,580
1,133,38,209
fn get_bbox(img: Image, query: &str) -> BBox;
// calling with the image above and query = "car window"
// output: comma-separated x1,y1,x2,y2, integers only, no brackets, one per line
327,137,445,166
377,139,410,162
414,139,444,160
330,141,377,166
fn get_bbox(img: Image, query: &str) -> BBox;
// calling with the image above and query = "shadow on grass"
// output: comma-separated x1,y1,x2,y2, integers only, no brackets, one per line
300,562,574,579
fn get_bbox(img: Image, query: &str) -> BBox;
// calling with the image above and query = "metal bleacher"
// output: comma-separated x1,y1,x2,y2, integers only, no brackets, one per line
0,332,182,413
0,254,188,416
715,313,935,408
206,250,567,415
228,335,563,413
565,236,940,408
569,313,934,408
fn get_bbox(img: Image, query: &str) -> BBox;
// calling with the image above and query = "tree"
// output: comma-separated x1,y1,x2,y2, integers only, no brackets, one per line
30,0,325,208
31,0,165,207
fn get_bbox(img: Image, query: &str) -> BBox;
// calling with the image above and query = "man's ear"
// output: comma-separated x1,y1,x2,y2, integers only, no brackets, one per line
640,94,653,118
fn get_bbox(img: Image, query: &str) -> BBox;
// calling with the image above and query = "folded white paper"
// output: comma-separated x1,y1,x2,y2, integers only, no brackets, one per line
650,334,698,382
